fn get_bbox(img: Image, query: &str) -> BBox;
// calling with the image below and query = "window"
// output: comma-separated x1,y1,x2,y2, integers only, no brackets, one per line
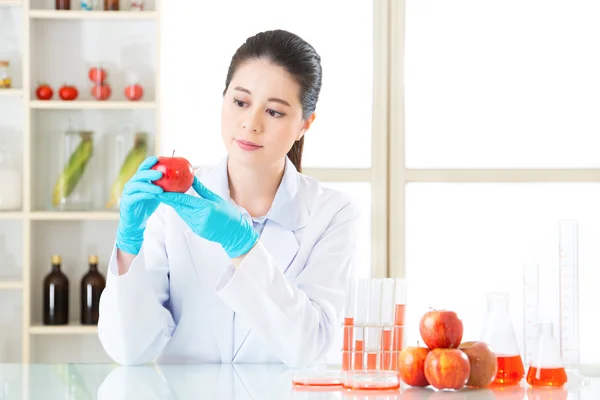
393,0,600,369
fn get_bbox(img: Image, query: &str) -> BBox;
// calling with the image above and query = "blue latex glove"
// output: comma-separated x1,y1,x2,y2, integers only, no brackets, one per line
158,177,259,259
115,156,164,255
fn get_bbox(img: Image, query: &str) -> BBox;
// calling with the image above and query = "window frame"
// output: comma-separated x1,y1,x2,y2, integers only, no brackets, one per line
388,0,600,278
302,0,390,279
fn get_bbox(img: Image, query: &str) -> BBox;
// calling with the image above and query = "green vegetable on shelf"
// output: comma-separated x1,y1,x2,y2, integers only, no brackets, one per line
52,132,93,208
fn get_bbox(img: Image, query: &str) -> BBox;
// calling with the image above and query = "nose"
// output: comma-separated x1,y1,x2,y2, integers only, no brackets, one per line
241,109,263,133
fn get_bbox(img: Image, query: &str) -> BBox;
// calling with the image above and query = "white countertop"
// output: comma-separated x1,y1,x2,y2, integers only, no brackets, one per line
0,363,598,399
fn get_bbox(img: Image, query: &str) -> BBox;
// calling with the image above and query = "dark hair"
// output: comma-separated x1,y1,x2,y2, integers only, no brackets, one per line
223,29,323,172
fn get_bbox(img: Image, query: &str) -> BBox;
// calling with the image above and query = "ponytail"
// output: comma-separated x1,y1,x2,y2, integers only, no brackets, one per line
287,137,304,173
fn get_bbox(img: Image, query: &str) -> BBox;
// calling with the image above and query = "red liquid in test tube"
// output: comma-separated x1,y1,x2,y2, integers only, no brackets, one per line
353,279,370,371
342,279,357,371
392,279,407,370
365,279,382,371
379,279,396,370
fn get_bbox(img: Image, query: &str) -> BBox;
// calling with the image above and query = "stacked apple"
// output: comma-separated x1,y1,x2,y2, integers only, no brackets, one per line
398,309,498,391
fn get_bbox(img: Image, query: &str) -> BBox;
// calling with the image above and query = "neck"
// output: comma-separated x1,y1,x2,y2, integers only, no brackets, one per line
227,158,285,218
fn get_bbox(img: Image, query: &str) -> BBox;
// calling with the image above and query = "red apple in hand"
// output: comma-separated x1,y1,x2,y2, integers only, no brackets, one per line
424,348,470,390
459,341,498,388
399,346,431,387
419,309,464,349
151,152,194,193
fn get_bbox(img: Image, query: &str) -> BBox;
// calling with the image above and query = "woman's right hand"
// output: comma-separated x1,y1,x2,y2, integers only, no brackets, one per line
115,156,164,256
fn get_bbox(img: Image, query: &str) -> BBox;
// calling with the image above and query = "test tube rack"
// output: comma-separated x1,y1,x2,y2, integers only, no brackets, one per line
341,278,406,390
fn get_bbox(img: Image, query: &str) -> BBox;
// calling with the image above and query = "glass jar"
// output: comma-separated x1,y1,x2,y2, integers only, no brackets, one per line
51,128,95,211
104,0,119,10
0,140,22,211
0,61,10,89
55,0,71,10
105,129,148,210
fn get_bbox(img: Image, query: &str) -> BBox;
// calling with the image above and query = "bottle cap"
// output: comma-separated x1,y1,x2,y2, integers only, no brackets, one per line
89,255,98,264
51,255,61,264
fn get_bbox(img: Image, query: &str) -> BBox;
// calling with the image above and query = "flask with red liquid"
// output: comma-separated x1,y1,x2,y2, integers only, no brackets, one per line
481,292,525,385
526,321,568,387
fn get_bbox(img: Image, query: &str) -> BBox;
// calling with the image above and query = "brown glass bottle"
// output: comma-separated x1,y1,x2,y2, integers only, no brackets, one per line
55,0,71,10
104,0,119,10
80,255,106,325
43,255,69,325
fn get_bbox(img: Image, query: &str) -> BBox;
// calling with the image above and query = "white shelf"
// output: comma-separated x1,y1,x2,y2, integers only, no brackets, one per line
0,281,22,290
30,100,157,110
0,89,24,96
1,0,162,365
0,212,24,219
29,324,98,335
29,10,157,20
30,211,119,221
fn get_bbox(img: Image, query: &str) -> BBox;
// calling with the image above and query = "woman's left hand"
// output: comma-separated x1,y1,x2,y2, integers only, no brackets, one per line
158,177,259,259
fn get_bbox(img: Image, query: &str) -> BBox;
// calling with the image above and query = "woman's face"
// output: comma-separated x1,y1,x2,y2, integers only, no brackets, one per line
221,58,314,170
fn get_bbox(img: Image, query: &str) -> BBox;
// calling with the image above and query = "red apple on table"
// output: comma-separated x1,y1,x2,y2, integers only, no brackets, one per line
419,309,464,349
151,152,194,193
424,348,470,390
398,346,431,387
458,341,498,388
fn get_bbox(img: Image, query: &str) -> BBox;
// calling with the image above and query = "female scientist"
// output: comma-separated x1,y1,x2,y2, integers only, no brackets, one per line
98,29,360,368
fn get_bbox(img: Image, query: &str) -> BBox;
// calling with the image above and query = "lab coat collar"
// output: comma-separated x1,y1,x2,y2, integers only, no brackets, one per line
196,155,309,231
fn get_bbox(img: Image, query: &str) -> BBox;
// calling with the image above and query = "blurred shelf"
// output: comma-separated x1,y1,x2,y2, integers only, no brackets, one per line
29,324,98,335
0,0,23,6
0,212,24,219
0,281,22,290
30,211,119,221
30,100,157,110
0,89,24,97
29,10,157,20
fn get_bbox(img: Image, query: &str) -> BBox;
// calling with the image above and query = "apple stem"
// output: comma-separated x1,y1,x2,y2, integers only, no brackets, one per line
172,149,175,157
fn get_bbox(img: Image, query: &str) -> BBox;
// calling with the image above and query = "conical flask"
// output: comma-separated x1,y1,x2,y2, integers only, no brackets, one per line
526,321,567,388
481,292,525,385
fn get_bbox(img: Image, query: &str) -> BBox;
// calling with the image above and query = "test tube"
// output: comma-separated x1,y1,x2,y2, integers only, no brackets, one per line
353,279,370,370
342,279,357,371
559,220,580,370
365,279,382,370
523,260,540,368
380,278,395,370
393,279,407,369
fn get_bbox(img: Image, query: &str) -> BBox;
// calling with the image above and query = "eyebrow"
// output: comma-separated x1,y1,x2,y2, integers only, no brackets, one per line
234,86,291,107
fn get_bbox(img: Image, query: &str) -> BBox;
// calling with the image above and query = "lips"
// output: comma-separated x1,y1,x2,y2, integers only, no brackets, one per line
236,139,263,151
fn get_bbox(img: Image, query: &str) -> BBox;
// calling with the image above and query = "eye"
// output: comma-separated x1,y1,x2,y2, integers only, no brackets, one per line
233,99,246,108
267,109,285,118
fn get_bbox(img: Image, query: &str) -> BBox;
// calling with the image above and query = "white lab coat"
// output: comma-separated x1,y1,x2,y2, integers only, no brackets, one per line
97,156,360,368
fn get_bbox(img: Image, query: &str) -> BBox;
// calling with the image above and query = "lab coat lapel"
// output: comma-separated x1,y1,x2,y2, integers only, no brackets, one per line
184,231,235,362
183,157,235,362
232,220,300,359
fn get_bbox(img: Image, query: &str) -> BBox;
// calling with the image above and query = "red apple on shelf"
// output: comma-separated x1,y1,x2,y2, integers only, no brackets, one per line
59,84,78,101
91,84,111,101
36,83,53,100
424,348,470,391
458,341,498,388
151,152,194,193
125,83,144,101
398,346,431,387
89,67,107,84
419,309,464,349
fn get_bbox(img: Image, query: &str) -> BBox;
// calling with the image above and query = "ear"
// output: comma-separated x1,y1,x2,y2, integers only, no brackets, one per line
296,113,316,140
